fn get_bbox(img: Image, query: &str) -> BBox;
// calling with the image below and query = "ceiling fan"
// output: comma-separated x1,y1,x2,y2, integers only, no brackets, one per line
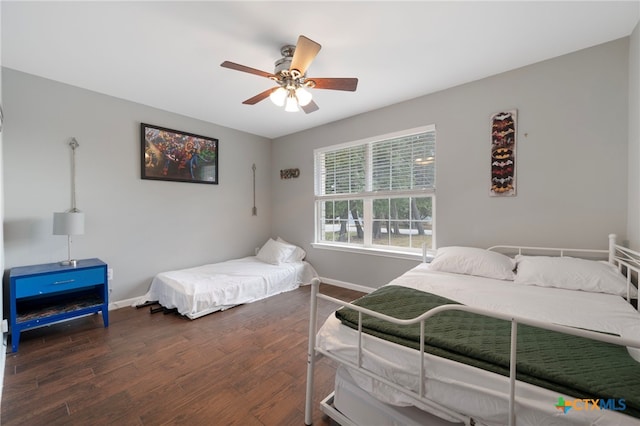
221,35,358,113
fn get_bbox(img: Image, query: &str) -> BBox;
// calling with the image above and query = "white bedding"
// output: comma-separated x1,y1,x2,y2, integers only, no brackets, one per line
316,263,640,425
333,365,464,426
140,256,318,319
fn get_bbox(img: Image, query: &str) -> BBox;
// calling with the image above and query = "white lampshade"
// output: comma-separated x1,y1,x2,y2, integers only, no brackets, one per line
295,86,312,106
269,87,287,107
284,93,299,112
53,212,85,236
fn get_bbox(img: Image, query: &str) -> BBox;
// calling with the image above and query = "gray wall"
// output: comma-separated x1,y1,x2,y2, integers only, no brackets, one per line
629,21,640,250
2,36,635,299
2,69,272,303
272,39,631,289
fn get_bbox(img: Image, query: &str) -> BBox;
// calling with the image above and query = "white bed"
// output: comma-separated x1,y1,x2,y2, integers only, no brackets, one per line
137,238,318,319
305,235,640,426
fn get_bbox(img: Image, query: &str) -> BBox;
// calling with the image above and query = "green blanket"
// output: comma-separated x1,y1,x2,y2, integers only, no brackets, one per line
335,285,640,419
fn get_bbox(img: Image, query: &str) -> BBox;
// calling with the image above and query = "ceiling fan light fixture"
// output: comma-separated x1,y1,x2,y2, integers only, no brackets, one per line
285,92,300,112
221,35,358,114
269,87,287,106
295,86,312,106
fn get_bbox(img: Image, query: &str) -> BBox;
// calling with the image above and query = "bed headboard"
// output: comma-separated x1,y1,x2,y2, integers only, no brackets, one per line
608,234,640,304
487,241,609,259
488,234,639,304
422,236,613,262
426,235,640,305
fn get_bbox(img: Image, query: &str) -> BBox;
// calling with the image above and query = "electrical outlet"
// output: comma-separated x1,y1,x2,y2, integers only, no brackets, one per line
107,268,113,280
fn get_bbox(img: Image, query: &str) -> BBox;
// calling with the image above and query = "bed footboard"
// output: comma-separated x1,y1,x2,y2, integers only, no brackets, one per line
305,277,321,426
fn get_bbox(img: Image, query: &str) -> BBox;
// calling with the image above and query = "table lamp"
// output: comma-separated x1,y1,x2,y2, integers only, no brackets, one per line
53,211,84,266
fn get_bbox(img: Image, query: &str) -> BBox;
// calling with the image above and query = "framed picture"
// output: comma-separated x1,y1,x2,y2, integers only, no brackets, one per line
490,110,516,197
141,123,219,184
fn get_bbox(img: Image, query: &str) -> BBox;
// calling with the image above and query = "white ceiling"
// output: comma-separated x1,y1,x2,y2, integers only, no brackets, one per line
2,1,639,139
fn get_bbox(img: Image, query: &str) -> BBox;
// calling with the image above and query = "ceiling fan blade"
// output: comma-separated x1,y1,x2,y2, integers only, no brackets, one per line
242,88,277,105
290,36,321,75
309,78,358,91
221,61,275,79
302,100,319,114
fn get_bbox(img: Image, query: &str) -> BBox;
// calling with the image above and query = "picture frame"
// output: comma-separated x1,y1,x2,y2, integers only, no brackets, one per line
141,123,218,184
489,110,516,197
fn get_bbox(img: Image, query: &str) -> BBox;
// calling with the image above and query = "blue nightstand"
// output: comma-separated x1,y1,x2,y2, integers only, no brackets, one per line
9,258,109,352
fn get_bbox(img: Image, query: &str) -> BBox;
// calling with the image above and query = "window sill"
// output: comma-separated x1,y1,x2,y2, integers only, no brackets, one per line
312,242,430,262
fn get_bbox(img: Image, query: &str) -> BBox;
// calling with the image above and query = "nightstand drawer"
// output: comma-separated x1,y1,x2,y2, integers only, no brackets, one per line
15,268,105,298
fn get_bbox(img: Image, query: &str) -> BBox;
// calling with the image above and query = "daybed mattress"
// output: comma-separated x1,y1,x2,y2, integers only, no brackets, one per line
142,256,317,319
316,263,640,425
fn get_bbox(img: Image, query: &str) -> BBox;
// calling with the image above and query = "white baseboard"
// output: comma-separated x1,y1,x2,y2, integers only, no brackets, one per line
319,277,374,294
109,296,144,311
0,333,7,405
108,281,371,312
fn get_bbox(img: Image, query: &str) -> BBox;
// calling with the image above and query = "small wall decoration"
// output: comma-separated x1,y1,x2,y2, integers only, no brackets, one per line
490,110,516,196
141,123,218,184
252,164,257,216
280,168,300,179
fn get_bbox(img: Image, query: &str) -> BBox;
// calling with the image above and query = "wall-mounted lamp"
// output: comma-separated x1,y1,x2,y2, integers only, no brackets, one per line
53,138,84,266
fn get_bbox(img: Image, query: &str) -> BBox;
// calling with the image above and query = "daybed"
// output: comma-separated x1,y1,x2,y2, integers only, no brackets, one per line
137,238,317,319
305,234,640,426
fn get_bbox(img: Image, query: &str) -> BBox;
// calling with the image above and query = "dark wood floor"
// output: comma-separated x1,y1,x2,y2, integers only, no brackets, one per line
2,284,365,425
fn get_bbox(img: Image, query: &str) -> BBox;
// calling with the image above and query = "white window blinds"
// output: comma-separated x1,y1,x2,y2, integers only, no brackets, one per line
371,131,435,191
315,127,435,197
317,145,365,196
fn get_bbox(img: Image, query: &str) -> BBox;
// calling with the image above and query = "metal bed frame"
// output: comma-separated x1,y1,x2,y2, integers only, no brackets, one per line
304,234,640,426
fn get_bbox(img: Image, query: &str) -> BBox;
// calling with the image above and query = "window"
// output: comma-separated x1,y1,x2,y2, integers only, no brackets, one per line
314,126,435,256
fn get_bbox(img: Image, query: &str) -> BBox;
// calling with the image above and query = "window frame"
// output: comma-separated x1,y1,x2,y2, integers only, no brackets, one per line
313,125,436,259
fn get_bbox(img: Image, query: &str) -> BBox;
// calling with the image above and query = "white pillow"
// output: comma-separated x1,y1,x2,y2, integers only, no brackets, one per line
514,255,637,297
256,238,296,265
277,237,306,262
429,246,516,281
